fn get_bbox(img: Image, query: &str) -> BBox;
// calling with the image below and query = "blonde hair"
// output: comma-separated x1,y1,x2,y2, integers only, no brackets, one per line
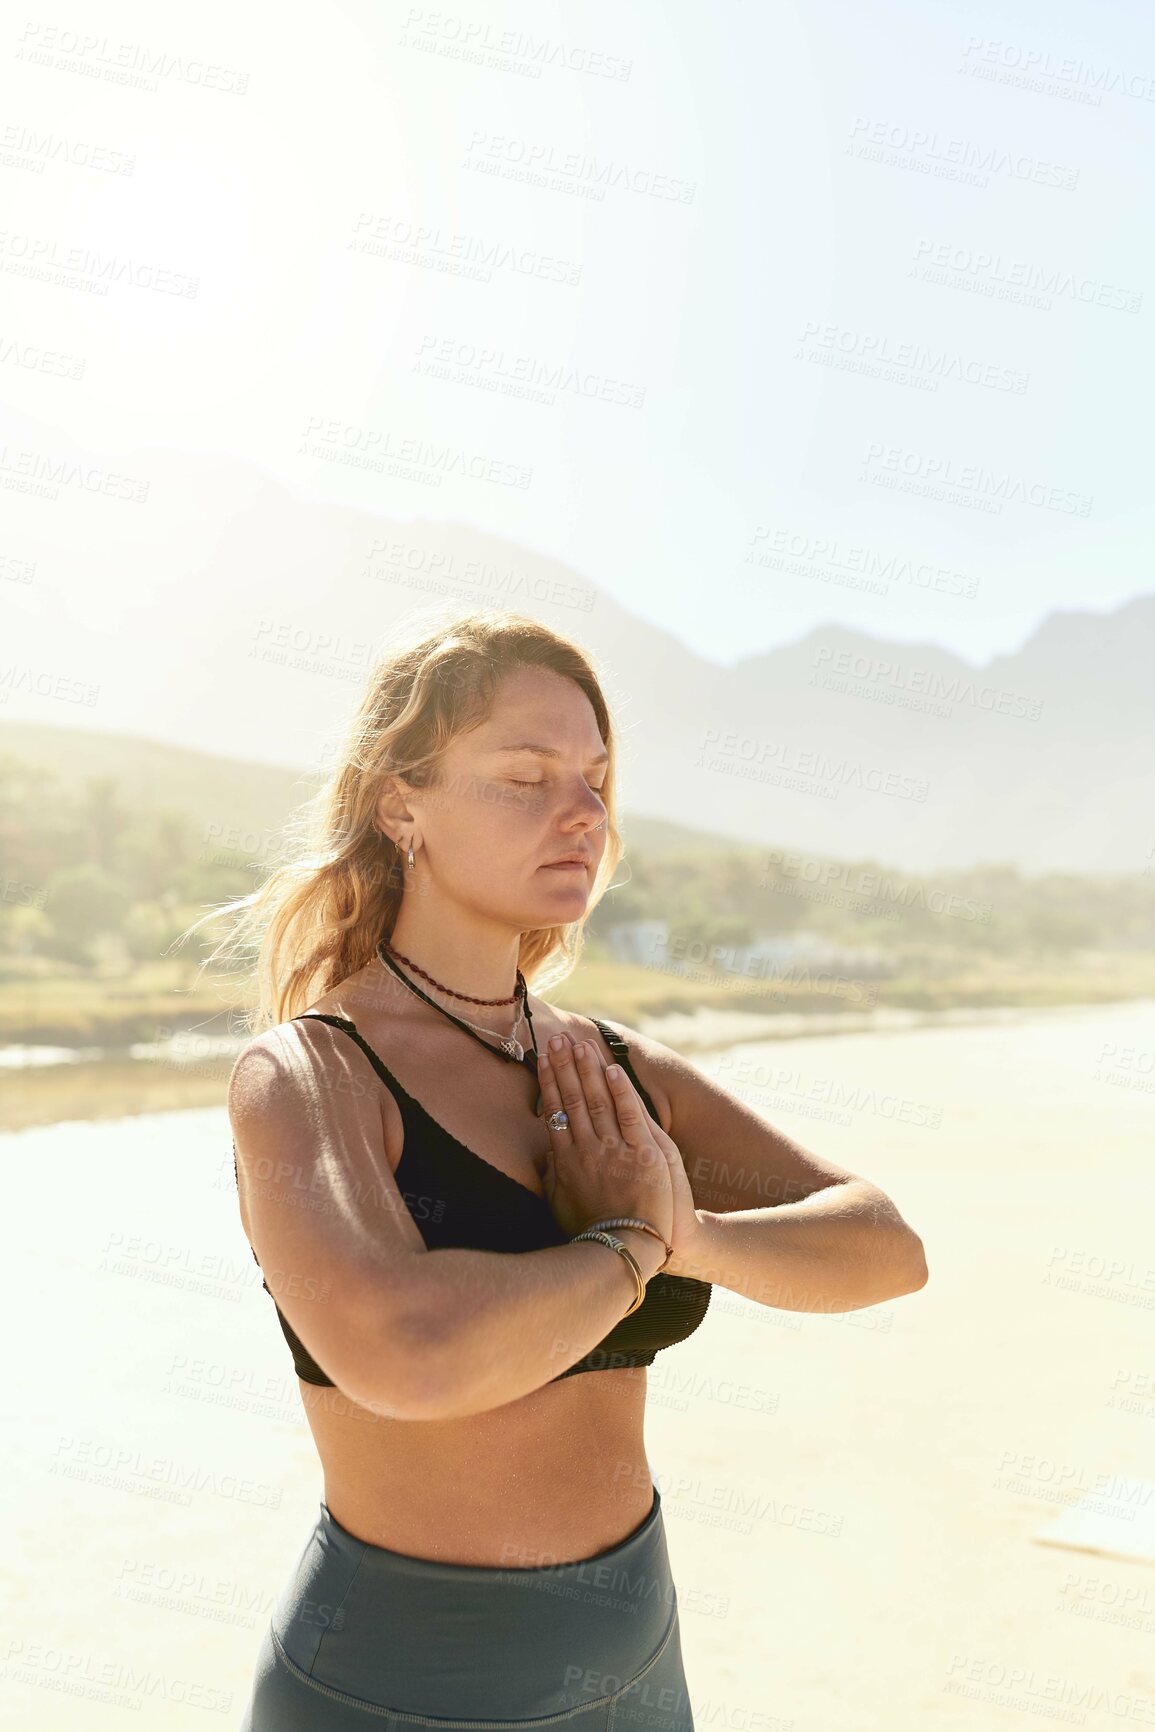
180,605,624,1031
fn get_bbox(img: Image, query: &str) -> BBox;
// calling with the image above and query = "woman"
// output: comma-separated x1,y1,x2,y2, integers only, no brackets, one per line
211,607,927,1728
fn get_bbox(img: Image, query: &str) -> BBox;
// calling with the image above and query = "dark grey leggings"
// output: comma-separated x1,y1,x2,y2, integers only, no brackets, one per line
239,1484,695,1729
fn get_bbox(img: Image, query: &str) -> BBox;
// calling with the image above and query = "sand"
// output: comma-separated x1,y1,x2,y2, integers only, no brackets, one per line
4,998,1153,1727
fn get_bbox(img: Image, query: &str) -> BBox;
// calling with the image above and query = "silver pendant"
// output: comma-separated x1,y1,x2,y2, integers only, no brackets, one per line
500,1036,524,1062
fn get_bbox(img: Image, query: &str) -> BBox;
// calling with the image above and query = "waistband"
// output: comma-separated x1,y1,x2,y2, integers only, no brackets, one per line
272,1483,680,1721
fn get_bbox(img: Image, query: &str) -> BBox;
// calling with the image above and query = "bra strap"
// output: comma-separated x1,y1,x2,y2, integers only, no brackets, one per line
588,1017,659,1123
290,1011,411,1101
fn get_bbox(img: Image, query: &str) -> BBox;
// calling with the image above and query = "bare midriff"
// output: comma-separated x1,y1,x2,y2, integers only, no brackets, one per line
295,1367,655,1566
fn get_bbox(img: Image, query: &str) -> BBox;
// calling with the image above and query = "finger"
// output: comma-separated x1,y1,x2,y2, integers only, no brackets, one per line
576,1031,607,1069
535,1048,574,1137
601,1064,669,1202
546,1037,597,1144
576,1036,653,1125
570,1039,619,1133
602,1062,653,1146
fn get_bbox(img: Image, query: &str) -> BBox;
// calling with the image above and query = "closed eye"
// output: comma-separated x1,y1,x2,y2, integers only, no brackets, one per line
506,776,607,793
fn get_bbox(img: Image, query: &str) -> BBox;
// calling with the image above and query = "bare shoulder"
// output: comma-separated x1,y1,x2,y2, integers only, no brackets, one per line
226,1016,333,1114
227,1014,402,1174
226,1021,300,1120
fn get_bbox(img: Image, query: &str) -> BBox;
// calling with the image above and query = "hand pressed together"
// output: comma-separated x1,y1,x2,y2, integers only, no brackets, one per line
535,1031,701,1265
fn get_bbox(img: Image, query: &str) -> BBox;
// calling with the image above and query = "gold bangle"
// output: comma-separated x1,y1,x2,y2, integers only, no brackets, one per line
570,1228,646,1316
579,1216,672,1270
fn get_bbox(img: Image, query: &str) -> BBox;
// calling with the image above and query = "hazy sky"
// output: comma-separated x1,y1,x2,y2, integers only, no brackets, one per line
3,0,1153,676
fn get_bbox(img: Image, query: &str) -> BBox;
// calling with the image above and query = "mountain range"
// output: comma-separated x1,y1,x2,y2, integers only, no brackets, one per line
4,445,1150,873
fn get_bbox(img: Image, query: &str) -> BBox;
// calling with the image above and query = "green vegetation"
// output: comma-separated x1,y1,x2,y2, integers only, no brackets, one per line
3,730,1153,1049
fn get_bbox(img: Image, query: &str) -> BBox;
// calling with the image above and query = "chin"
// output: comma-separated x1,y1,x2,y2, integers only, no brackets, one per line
539,888,588,904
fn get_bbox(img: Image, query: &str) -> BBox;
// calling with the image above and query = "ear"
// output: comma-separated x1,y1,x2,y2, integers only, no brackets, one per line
374,775,417,845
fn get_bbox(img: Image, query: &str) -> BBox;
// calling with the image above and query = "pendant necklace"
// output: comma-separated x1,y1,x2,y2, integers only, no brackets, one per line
375,939,547,1116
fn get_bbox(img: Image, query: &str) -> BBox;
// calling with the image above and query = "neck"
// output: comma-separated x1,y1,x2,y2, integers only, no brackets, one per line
379,905,524,1009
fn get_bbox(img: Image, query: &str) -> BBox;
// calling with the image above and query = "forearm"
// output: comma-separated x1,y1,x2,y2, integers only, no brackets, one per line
396,1228,667,1419
668,1181,928,1313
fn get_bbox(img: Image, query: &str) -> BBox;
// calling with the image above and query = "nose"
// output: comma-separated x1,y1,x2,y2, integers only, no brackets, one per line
564,778,607,831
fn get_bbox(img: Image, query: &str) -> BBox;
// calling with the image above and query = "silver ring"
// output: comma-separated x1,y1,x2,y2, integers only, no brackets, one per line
547,1109,570,1132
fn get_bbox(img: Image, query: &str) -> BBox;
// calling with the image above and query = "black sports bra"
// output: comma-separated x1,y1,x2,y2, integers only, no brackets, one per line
233,1012,711,1388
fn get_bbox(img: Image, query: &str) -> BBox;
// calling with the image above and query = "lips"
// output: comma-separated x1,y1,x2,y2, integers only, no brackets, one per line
542,857,589,869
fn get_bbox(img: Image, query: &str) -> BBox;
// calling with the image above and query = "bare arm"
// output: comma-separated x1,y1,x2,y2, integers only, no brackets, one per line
588,1022,928,1310
405,1226,667,1419
228,1023,665,1421
680,1184,927,1312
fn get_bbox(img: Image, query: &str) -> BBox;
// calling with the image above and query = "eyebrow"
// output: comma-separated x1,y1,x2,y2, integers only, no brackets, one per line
490,740,610,766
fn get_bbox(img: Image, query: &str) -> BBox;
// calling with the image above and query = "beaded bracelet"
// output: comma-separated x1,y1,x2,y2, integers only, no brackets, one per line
569,1228,646,1316
578,1215,673,1271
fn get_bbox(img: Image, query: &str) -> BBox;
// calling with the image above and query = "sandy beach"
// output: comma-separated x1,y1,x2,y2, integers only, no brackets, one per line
4,997,1154,1728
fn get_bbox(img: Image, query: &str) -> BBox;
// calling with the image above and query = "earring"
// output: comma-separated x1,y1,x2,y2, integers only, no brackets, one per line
407,839,415,869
